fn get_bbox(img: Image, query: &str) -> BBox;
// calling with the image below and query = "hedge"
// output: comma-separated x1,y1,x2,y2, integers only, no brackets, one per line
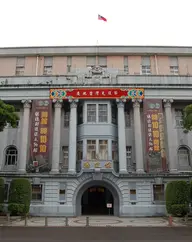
190,181,192,202
0,178,4,212
8,178,32,215
166,181,190,216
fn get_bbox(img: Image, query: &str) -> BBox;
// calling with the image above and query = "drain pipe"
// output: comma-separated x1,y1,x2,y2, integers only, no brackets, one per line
35,55,39,76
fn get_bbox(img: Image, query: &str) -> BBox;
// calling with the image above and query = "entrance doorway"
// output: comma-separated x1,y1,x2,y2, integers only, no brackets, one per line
81,186,114,215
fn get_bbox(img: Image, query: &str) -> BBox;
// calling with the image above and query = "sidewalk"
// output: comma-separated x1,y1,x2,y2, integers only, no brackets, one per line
0,216,186,227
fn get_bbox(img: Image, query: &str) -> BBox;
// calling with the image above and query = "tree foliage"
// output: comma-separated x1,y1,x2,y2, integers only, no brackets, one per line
0,100,19,132
183,104,192,131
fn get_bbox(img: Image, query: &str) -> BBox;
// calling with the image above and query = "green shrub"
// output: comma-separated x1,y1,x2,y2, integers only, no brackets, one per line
8,178,32,215
166,181,190,216
0,178,5,213
190,181,192,202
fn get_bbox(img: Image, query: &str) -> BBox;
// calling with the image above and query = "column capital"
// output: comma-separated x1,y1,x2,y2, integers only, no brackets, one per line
132,99,142,108
163,99,173,108
69,99,79,108
116,99,126,108
21,100,32,108
53,99,63,108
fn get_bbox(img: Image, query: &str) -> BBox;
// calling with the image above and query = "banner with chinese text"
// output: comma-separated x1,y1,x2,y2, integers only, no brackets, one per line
50,88,144,100
30,100,52,164
144,99,167,172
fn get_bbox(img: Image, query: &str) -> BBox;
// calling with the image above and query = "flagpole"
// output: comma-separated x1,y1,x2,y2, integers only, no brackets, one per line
96,39,99,66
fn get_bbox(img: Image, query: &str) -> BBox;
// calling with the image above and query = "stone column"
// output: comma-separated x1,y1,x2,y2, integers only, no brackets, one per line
51,100,62,173
68,99,78,174
132,99,144,173
116,99,127,173
163,99,177,172
19,100,31,172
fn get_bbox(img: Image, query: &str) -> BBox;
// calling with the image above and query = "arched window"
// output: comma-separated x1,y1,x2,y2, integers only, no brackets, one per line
5,146,18,166
178,146,191,167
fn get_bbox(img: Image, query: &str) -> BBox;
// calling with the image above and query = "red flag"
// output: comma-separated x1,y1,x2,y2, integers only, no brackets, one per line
98,14,107,22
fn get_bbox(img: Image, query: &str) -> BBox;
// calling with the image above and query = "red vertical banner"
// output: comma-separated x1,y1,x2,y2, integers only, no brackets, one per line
30,100,52,167
144,99,167,172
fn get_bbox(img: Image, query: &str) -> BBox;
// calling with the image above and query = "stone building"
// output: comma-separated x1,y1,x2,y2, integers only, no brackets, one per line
0,45,192,216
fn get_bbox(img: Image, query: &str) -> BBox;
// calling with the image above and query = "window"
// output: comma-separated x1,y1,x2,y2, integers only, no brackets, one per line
62,146,68,166
125,111,131,127
59,183,66,204
141,65,151,75
87,104,96,122
178,147,190,167
77,141,83,160
170,56,179,75
141,56,151,75
175,109,183,128
5,146,18,166
99,140,108,160
86,56,96,67
64,112,70,127
153,184,165,202
126,146,132,167
111,102,117,124
98,56,107,68
43,57,53,75
4,184,9,202
87,140,96,160
124,56,129,74
32,184,43,201
98,104,108,122
15,57,25,76
112,141,118,161
67,56,72,73
130,189,136,201
170,66,179,75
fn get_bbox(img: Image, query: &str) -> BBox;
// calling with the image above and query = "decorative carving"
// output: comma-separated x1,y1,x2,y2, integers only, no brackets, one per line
21,100,32,108
69,99,79,108
53,99,63,108
163,99,173,108
154,177,163,184
132,99,142,108
92,172,103,180
116,99,126,108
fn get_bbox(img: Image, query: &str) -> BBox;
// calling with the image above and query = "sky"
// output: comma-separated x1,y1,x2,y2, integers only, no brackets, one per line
0,0,192,47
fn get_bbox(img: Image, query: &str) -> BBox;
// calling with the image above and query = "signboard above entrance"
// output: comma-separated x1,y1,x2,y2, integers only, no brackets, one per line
50,88,144,100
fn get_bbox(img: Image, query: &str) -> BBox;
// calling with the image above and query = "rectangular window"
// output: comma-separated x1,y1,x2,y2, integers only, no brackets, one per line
170,56,179,75
153,184,165,202
62,146,68,166
112,141,118,161
141,56,151,75
98,104,108,122
126,146,132,167
64,111,70,127
43,57,53,75
16,57,25,76
59,183,66,204
87,140,96,160
98,56,107,68
124,56,129,74
175,109,183,128
86,56,96,67
130,189,136,201
125,111,131,127
87,104,96,122
32,184,43,201
4,184,9,202
111,103,117,124
77,141,83,160
99,140,108,160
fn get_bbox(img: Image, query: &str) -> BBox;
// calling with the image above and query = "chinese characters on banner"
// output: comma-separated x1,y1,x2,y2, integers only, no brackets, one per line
49,88,144,100
30,100,52,164
144,100,167,172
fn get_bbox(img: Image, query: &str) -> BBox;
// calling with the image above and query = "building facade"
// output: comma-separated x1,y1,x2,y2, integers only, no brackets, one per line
0,45,192,216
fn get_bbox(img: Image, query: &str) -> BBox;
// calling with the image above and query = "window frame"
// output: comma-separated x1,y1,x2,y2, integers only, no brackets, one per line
98,140,108,160
86,140,96,160
31,184,44,203
141,65,151,75
175,109,184,128
86,103,109,124
4,146,18,166
152,184,165,204
178,146,191,167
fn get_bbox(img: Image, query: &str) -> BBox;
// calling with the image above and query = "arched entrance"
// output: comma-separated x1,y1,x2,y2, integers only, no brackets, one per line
75,180,120,216
81,186,114,215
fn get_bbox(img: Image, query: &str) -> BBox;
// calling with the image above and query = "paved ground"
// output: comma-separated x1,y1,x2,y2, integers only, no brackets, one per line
0,227,192,242
0,216,185,227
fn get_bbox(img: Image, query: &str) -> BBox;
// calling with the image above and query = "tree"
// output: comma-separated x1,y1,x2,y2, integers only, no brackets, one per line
0,100,19,132
183,104,192,131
